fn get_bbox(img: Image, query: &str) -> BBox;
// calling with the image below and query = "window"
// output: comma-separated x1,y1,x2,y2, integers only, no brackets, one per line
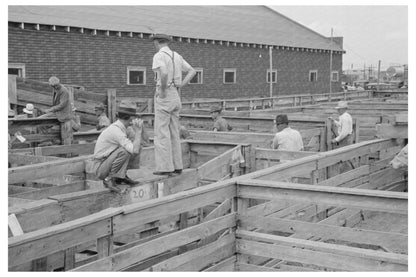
267,69,277,83
223,68,236,84
8,63,25,77
331,71,339,82
127,66,146,85
309,70,318,82
189,68,203,84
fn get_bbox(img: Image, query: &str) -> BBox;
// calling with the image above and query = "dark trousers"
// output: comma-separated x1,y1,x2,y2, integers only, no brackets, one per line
96,147,131,180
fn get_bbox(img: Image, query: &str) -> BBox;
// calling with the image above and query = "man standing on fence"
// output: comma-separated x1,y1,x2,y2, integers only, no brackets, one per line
329,101,353,148
91,107,143,193
38,76,73,145
271,114,303,151
150,33,196,176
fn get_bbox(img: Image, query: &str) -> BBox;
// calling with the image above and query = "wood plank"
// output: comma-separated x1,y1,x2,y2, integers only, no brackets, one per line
8,155,91,184
8,153,63,166
255,148,317,161
9,207,121,268
12,181,85,200
8,214,24,236
202,256,236,271
204,198,232,221
237,239,406,271
236,262,278,271
8,197,35,207
144,233,235,271
318,165,370,187
113,181,236,234
238,179,407,214
73,213,236,271
239,215,407,254
237,230,407,265
197,145,241,180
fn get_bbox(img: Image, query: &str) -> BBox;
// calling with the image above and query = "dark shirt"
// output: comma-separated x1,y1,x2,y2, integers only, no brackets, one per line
51,85,72,122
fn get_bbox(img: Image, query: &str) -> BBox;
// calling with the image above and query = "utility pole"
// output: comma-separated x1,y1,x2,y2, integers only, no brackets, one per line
377,60,381,91
329,28,333,101
269,46,273,98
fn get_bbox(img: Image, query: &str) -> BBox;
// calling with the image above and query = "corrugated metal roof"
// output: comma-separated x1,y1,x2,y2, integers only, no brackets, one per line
8,5,343,51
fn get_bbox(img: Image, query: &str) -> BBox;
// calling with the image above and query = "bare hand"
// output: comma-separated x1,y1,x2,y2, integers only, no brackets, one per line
331,139,337,144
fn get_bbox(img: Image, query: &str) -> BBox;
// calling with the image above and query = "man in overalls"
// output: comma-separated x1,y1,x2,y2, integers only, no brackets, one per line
150,33,196,176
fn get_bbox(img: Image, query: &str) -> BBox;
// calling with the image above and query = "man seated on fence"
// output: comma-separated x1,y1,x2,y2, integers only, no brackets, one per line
38,76,74,145
210,105,232,132
271,114,303,151
95,103,111,131
91,107,143,193
329,101,353,148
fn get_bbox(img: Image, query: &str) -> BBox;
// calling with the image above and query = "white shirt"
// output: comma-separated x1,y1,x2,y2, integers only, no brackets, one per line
334,112,353,142
152,46,192,88
93,120,134,160
272,127,304,151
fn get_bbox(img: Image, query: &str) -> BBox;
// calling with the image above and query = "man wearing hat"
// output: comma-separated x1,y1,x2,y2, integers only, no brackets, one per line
210,105,232,132
271,114,303,151
23,103,35,118
150,33,196,175
38,76,73,145
91,107,143,193
95,103,111,131
329,101,353,147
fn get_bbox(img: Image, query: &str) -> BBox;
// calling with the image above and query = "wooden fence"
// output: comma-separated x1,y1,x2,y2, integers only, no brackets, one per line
8,138,407,271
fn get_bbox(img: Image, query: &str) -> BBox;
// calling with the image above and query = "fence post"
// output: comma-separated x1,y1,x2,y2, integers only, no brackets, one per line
107,89,117,123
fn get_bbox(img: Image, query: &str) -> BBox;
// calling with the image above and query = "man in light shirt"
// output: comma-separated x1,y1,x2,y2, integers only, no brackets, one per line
329,101,353,148
91,107,143,193
150,33,196,176
271,114,303,151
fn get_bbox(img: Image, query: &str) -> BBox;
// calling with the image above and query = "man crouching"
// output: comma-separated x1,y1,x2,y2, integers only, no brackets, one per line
91,107,143,193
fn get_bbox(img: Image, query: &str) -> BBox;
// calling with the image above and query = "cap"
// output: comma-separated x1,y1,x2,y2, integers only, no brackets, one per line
275,114,289,125
210,105,222,113
149,33,172,42
48,76,60,86
335,101,348,109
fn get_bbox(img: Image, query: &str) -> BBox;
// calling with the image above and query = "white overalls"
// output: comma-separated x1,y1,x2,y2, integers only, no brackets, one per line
152,46,192,172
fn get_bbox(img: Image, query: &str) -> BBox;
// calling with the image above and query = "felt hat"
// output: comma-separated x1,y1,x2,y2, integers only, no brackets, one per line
117,106,137,117
335,101,348,109
210,105,222,113
95,103,106,111
149,33,172,42
23,103,34,114
275,114,289,125
48,76,60,86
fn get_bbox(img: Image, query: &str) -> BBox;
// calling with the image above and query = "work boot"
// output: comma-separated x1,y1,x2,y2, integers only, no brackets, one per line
173,169,182,175
115,176,139,186
103,177,122,193
153,171,173,176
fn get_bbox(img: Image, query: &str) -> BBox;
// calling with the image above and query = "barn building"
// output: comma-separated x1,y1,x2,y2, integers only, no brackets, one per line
8,6,344,100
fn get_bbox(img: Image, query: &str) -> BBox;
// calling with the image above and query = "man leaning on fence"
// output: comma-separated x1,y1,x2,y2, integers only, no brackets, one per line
38,76,74,145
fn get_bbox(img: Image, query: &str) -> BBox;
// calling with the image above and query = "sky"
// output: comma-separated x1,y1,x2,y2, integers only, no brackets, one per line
269,5,408,71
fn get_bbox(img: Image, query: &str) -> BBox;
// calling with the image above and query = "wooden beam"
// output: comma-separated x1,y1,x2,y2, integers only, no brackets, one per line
72,213,236,271
236,238,406,271
107,89,117,123
376,124,407,139
239,215,407,253
8,155,91,184
237,179,407,214
11,181,85,200
237,230,407,265
8,214,24,237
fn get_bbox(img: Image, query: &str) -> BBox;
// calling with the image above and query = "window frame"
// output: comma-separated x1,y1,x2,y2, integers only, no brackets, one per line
267,69,277,83
127,66,146,85
309,70,318,82
223,68,236,84
189,68,204,84
331,70,339,82
8,63,26,78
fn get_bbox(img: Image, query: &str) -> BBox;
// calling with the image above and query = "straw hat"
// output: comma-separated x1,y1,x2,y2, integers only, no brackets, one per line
23,103,34,114
335,101,348,109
